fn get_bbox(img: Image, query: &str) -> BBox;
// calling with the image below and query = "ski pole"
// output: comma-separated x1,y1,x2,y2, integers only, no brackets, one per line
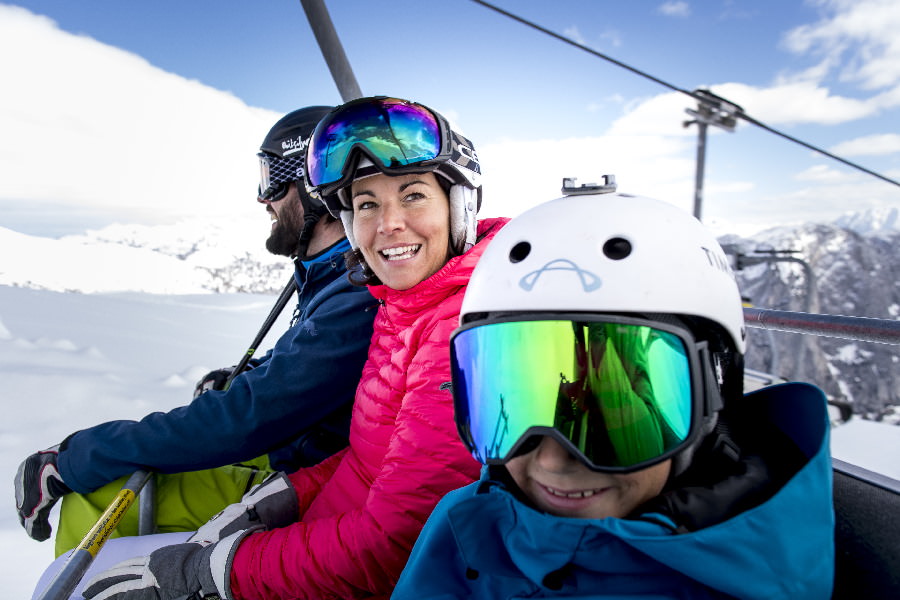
35,470,153,600
37,277,298,598
128,276,297,540
224,275,298,389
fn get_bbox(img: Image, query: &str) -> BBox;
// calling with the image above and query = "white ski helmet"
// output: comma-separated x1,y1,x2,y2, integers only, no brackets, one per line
460,193,745,355
454,192,746,476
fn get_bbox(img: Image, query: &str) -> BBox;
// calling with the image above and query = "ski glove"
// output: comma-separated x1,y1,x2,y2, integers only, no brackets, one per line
193,366,238,398
15,444,72,541
81,528,257,600
188,471,298,545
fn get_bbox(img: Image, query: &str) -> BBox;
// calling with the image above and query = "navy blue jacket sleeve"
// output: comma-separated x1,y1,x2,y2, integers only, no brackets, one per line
57,275,376,494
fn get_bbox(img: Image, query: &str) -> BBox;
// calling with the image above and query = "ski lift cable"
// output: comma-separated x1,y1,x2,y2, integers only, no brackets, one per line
468,0,900,190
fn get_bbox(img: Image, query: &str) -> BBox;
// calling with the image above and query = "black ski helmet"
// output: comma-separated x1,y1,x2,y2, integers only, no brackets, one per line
259,105,334,258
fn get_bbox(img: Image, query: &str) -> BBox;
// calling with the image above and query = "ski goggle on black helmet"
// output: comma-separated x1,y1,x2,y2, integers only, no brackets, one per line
257,105,334,203
303,96,481,217
257,152,304,202
451,313,725,473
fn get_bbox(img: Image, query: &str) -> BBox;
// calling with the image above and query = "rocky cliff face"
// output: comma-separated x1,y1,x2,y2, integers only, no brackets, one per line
722,212,899,423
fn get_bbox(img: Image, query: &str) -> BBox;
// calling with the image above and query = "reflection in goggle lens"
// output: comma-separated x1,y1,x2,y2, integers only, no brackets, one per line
306,98,442,191
452,319,695,471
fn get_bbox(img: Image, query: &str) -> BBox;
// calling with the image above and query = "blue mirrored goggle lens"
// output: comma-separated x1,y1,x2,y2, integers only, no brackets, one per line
306,98,442,189
452,320,694,470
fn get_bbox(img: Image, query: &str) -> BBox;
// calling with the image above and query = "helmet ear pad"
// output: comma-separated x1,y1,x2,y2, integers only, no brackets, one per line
340,210,356,249
449,184,478,255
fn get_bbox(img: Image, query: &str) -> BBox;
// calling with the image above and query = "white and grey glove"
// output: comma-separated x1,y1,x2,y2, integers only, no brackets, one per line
15,443,72,541
81,528,257,600
188,471,298,545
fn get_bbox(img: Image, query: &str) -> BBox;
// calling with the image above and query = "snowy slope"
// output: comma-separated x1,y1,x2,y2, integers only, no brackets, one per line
0,217,290,294
0,284,292,596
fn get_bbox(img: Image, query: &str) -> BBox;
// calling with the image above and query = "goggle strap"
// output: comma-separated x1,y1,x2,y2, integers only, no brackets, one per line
448,130,481,177
261,154,306,193
697,343,724,417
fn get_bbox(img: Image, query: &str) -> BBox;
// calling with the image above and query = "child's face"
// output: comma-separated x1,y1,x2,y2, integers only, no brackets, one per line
505,436,671,519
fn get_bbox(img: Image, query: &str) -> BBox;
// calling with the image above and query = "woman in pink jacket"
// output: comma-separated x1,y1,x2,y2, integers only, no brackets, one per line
82,96,508,600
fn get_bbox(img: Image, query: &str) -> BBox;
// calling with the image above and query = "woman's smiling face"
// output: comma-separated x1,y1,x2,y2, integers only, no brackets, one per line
351,172,451,291
505,436,671,519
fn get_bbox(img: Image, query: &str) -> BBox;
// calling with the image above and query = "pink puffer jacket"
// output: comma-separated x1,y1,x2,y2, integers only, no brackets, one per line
230,218,508,599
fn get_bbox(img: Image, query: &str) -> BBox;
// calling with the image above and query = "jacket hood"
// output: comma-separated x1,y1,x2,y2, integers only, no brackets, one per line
446,382,834,599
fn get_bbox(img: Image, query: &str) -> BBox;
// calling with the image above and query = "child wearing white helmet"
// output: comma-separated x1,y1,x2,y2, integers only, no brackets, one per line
393,192,834,599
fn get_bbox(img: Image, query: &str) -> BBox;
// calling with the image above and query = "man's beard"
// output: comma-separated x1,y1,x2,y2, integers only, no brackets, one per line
265,201,305,257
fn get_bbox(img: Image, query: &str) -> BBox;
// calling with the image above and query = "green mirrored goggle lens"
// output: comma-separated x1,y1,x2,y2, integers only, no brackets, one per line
452,319,695,471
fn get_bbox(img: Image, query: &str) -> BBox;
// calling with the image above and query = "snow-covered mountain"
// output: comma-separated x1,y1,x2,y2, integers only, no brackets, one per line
721,207,899,424
0,219,291,294
833,206,900,238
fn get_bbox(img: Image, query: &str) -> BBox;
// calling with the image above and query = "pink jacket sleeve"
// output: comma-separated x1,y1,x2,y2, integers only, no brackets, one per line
291,448,346,518
229,316,480,599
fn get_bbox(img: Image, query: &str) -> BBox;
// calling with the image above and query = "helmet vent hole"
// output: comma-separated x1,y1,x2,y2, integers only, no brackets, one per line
509,241,531,263
603,237,632,260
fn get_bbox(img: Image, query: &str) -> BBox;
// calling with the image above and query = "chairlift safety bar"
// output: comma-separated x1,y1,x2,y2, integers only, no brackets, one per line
744,308,900,346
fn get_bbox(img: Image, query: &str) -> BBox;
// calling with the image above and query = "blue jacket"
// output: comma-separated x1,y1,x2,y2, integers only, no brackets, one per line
58,241,378,493
393,382,835,599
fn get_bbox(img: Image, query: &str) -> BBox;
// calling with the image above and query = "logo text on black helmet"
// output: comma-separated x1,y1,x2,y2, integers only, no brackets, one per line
282,135,310,157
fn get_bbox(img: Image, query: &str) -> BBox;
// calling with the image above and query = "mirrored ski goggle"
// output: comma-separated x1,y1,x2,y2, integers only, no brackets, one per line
451,315,707,473
258,153,305,202
304,97,452,198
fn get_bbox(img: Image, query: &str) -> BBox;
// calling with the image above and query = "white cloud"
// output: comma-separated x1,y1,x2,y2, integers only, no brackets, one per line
562,26,587,45
479,134,694,217
794,163,847,182
712,81,875,125
830,133,900,156
0,5,280,227
562,25,621,49
2,3,894,245
608,92,699,136
476,83,717,222
782,0,900,91
658,2,691,18
597,29,624,48
476,79,895,237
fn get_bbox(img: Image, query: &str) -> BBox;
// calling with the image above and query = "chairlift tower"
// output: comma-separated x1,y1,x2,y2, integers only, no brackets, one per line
722,244,819,380
683,90,743,221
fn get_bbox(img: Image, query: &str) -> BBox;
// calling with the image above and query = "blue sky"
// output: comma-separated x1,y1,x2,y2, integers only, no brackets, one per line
1,0,898,237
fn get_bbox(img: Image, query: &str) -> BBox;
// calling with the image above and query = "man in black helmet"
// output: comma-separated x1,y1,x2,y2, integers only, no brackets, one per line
15,106,378,557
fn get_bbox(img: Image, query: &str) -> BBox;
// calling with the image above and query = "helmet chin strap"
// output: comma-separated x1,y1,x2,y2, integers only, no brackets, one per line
294,185,328,260
294,213,322,260
339,210,356,249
